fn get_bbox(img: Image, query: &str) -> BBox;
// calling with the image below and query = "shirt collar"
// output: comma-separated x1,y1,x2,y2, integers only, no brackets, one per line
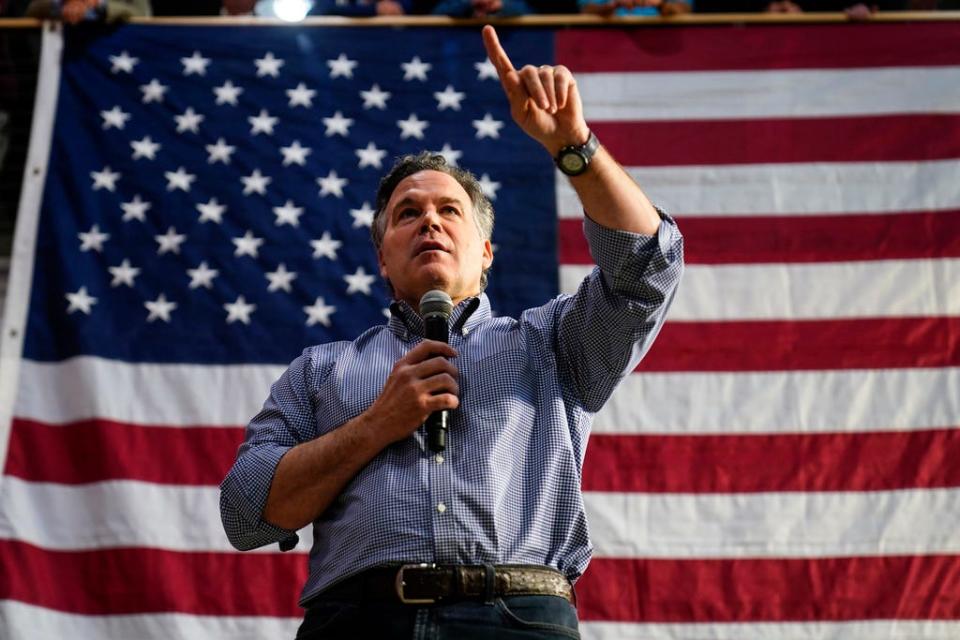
387,293,491,339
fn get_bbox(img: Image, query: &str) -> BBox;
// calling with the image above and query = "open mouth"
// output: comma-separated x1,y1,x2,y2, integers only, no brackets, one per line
415,241,449,256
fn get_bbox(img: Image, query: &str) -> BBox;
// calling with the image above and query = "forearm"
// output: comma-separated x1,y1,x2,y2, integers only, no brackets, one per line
561,143,662,236
263,412,390,530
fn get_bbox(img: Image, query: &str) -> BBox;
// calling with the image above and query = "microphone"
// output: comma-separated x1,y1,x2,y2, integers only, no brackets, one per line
419,289,453,453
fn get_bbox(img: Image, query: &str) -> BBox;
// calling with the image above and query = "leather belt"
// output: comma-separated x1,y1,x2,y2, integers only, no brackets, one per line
310,564,574,605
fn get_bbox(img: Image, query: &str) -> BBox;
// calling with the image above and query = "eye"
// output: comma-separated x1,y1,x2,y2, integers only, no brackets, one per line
398,208,419,220
441,205,460,216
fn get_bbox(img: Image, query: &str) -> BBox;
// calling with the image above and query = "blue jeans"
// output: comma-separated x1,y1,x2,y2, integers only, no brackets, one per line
296,595,580,639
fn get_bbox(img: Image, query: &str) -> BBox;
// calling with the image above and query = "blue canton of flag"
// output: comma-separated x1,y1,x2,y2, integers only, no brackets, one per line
27,25,558,365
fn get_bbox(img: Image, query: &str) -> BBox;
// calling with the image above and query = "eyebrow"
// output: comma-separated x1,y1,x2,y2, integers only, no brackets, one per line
392,196,465,214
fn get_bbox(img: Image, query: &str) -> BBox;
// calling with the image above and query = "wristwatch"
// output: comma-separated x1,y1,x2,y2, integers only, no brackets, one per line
555,131,600,177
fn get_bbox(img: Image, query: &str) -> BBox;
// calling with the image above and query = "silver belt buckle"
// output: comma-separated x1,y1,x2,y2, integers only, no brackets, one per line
395,563,437,604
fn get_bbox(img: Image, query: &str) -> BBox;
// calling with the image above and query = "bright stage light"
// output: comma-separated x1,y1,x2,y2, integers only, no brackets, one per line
270,0,313,22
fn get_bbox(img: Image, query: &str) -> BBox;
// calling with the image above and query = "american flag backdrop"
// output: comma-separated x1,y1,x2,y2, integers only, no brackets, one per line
1,17,960,639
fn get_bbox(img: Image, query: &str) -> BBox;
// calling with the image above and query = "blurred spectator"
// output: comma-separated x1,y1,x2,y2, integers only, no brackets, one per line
579,0,691,15
153,0,222,14
428,0,533,16
527,0,578,11
25,0,150,23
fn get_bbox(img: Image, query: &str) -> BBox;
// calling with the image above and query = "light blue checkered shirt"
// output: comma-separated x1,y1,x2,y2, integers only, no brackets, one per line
220,214,684,604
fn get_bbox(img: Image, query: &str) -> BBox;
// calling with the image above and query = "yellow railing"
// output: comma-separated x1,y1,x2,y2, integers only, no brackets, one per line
0,12,959,28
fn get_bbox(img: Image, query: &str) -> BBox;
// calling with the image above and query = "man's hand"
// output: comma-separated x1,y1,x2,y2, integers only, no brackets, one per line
482,25,591,156
377,0,407,15
364,340,459,445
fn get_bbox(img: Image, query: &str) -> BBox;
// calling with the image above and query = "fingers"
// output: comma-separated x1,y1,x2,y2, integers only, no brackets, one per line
481,25,515,78
554,65,573,110
520,65,550,112
403,339,458,364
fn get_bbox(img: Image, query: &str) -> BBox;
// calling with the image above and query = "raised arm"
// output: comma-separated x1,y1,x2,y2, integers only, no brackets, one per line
481,25,662,235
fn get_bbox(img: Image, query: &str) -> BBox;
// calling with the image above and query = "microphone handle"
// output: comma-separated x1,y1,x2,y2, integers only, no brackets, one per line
423,315,450,452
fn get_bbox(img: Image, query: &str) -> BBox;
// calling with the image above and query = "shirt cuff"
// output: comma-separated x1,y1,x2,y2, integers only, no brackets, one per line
583,208,682,280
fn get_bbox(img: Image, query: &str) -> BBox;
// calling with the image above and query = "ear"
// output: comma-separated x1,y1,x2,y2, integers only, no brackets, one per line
378,247,388,280
481,239,493,271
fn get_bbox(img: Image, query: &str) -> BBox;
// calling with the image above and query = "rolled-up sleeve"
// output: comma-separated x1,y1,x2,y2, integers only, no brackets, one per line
557,210,684,412
219,350,319,551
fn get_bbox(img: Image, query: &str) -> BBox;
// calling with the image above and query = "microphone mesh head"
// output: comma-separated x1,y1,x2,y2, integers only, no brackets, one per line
419,289,453,319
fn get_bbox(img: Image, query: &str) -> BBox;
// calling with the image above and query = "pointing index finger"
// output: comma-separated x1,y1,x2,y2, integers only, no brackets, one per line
482,25,515,78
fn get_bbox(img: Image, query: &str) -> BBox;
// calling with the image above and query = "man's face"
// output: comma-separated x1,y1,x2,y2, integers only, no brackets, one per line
378,170,493,308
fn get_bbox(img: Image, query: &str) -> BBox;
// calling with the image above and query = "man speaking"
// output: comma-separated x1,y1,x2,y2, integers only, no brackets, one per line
220,25,684,638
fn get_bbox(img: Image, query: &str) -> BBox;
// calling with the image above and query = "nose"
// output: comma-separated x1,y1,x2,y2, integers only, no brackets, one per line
419,207,442,234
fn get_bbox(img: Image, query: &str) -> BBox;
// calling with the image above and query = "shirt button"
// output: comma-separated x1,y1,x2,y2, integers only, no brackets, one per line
435,454,444,464
436,502,447,513
462,327,470,336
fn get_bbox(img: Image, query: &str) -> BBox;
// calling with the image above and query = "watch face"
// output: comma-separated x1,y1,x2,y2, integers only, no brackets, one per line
560,152,586,174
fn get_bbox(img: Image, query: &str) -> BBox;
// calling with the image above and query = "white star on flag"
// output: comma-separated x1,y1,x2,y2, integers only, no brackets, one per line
181,51,211,76
175,107,204,134
249,109,278,136
344,266,376,295
304,297,336,327
145,293,177,322
473,113,504,139
155,227,187,255
475,58,498,80
437,143,462,166
130,136,160,160
65,287,97,315
108,259,140,287
206,138,235,164
232,230,264,258
164,167,196,192
196,198,226,224
434,85,466,111
109,50,138,74
254,52,284,77
78,224,109,252
287,82,315,107
213,80,243,106
397,113,429,140
327,53,357,79
350,201,375,228
311,231,342,260
100,105,130,130
478,173,501,200
265,263,297,292
224,296,256,324
90,166,120,191
317,170,347,198
140,79,168,103
355,142,387,169
242,169,271,195
273,200,304,227
187,261,218,289
121,195,150,222
360,84,391,110
323,111,353,137
401,56,431,81
280,140,311,166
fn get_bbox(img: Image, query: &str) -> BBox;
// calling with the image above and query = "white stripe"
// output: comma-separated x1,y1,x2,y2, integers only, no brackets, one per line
556,160,960,217
0,24,63,490
577,67,960,121
561,259,960,320
584,487,960,559
0,600,299,640
581,620,960,640
596,367,960,435
0,476,312,553
4,476,959,559
14,357,285,426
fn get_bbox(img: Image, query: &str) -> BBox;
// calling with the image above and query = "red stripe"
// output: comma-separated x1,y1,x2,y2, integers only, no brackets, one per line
583,429,960,493
638,317,960,372
577,555,960,622
591,115,960,167
556,23,960,72
559,211,960,264
0,540,304,616
4,419,243,485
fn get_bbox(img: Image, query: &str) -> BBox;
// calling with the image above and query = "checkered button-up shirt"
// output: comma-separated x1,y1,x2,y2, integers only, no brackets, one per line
220,213,684,604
